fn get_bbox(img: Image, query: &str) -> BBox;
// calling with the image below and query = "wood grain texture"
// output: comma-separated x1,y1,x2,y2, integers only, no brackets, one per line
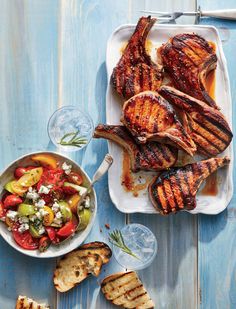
0,1,59,308
55,1,128,308
198,1,236,308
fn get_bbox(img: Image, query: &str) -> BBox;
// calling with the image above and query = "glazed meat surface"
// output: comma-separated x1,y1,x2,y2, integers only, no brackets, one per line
121,91,196,156
94,124,178,172
160,33,218,109
149,156,230,215
160,86,233,157
111,16,163,99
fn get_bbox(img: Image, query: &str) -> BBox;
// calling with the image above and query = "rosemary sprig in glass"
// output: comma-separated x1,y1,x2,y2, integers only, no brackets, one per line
108,229,141,260
58,130,87,148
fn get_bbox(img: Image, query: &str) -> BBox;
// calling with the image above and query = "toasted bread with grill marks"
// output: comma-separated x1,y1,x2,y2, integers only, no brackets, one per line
54,241,112,292
101,271,155,308
16,295,50,309
78,241,112,264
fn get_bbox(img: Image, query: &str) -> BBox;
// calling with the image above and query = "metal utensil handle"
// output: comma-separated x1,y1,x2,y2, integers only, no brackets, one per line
92,154,113,184
201,9,236,20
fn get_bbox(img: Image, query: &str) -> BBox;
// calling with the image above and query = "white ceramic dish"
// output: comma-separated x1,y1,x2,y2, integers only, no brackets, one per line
106,24,233,215
0,151,97,258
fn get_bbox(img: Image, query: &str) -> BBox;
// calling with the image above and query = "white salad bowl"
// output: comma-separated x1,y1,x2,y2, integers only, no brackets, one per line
0,151,97,258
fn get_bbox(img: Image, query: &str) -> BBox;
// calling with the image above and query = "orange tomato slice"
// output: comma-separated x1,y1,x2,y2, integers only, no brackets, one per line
31,154,58,169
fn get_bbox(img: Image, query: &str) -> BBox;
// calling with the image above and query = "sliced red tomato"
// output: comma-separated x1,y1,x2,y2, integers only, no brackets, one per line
39,236,51,252
12,224,39,250
57,221,76,238
37,168,65,202
67,172,83,186
45,226,56,241
14,166,37,179
3,195,22,208
0,201,6,218
62,186,77,195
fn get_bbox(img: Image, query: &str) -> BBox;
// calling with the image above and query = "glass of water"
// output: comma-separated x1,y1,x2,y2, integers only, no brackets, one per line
48,106,94,152
112,223,157,270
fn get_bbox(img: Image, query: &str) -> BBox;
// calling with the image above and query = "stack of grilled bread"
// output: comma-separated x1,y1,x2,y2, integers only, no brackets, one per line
54,241,112,292
16,295,50,309
101,271,155,308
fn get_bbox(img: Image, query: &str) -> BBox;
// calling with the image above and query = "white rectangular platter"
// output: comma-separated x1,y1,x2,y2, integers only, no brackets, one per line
106,24,233,214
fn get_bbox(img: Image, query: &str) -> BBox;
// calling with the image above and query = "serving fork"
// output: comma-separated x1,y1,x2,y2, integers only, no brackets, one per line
140,7,236,22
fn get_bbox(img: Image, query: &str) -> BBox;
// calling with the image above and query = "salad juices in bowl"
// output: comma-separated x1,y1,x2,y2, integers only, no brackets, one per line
0,152,97,258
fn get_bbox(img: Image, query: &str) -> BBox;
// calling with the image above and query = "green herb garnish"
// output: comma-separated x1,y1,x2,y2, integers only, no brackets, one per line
108,229,140,260
58,130,87,148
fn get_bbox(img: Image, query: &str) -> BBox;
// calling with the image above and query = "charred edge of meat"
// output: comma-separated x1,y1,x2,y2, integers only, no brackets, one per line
122,91,196,156
94,124,178,172
160,33,218,109
111,16,164,99
159,86,233,156
148,156,230,215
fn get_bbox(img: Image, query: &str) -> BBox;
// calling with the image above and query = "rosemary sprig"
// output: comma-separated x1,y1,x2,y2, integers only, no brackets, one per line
108,229,141,260
58,130,87,148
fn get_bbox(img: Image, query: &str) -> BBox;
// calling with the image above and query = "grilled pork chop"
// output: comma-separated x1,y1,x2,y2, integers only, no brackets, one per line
159,86,233,157
160,33,218,109
94,124,178,172
149,156,230,215
121,91,196,156
111,16,163,99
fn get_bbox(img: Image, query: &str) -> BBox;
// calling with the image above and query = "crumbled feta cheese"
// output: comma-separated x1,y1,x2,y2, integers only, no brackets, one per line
38,185,50,195
84,196,90,209
18,223,29,233
52,202,60,213
36,211,42,220
53,218,62,225
18,216,29,224
78,205,83,211
62,162,72,175
6,211,18,221
35,199,46,208
7,227,12,231
38,226,45,235
56,211,62,219
26,187,39,201
39,208,49,217
29,215,37,222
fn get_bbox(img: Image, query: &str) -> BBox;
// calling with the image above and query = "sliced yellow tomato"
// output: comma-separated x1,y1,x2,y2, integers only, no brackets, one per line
17,167,43,187
31,154,58,169
5,217,14,228
10,180,28,196
43,206,54,226
66,193,80,214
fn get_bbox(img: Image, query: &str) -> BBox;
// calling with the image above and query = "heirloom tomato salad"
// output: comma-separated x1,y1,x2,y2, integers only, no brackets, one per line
0,154,92,252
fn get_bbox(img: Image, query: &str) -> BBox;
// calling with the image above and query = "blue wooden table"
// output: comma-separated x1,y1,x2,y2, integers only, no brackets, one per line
0,1,236,308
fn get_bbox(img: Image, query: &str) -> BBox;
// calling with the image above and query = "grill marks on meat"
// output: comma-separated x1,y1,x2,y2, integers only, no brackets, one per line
160,33,218,109
111,16,163,99
149,156,230,215
159,86,233,157
94,124,178,172
121,91,197,156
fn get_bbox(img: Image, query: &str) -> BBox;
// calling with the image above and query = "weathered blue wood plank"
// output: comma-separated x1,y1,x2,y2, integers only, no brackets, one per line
0,1,59,308
55,1,130,308
198,1,236,308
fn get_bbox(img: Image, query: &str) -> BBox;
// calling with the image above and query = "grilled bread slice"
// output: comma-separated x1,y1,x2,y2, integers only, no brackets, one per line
101,271,155,308
54,252,103,292
78,241,112,264
16,295,50,309
54,241,112,292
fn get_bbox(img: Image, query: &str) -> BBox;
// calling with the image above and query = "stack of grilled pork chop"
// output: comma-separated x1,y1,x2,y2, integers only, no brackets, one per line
94,16,233,215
